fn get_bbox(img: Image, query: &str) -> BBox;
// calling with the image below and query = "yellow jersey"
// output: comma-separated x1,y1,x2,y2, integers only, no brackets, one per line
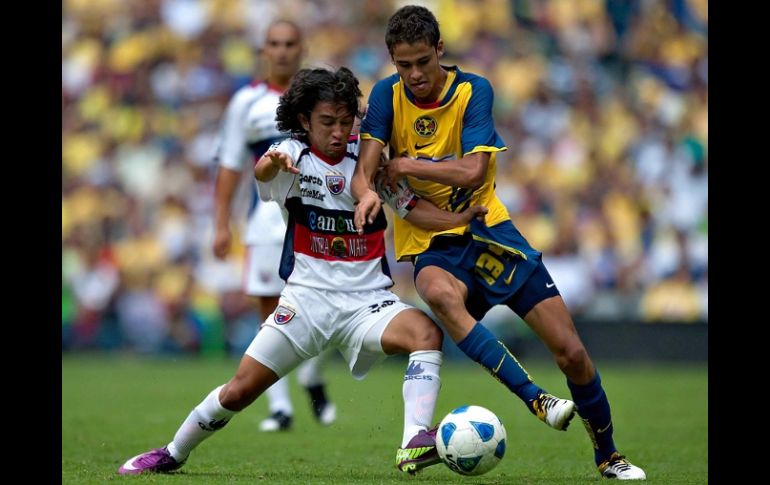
361,66,511,261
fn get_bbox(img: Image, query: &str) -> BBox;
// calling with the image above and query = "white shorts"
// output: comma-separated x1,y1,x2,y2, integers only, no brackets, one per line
243,243,285,296
245,285,412,380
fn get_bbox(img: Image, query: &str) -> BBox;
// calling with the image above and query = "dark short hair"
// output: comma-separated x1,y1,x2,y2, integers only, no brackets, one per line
385,5,441,53
276,67,362,135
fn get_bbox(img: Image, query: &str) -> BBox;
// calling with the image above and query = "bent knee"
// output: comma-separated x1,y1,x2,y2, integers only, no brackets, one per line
555,345,590,374
414,322,443,350
418,280,464,315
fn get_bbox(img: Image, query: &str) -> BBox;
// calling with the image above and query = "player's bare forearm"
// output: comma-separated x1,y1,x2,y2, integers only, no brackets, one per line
389,152,489,189
213,167,242,229
255,150,299,182
353,138,386,233
404,199,488,231
352,138,385,198
254,154,281,182
212,166,241,258
351,172,373,202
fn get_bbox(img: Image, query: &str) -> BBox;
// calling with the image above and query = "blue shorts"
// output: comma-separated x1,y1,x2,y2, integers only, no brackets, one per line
413,234,560,320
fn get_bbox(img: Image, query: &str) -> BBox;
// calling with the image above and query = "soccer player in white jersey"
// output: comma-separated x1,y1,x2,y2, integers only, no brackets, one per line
212,19,336,432
118,66,488,476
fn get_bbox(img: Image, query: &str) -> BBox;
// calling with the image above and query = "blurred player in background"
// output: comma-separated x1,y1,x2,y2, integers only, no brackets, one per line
212,19,336,432
119,66,488,476
353,5,645,480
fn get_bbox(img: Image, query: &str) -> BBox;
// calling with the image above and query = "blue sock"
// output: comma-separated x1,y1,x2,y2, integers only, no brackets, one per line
457,323,543,404
567,370,617,465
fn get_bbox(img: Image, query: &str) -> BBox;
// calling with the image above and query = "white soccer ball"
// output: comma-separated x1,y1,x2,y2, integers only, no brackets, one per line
436,405,507,476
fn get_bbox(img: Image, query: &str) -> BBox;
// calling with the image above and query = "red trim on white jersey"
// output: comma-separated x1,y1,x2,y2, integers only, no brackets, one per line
293,224,385,262
249,79,287,95
310,145,345,165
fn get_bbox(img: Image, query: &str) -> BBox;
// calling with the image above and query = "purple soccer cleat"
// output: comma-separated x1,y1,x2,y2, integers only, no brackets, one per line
395,425,442,474
118,447,185,475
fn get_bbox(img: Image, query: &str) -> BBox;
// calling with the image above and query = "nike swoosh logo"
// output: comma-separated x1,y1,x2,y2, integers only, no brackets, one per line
414,142,434,150
596,421,612,434
119,454,143,471
546,282,555,288
504,264,517,285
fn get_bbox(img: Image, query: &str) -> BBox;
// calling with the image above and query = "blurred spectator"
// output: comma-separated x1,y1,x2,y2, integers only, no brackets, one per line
640,261,702,322
62,237,120,349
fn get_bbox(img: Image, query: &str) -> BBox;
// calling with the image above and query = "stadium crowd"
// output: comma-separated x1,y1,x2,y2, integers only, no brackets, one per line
62,0,707,354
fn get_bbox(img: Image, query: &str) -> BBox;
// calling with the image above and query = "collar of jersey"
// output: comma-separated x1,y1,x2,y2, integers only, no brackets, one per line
310,144,345,165
406,65,459,109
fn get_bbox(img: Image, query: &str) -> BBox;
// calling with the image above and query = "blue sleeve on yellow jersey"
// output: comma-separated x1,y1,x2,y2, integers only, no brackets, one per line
460,74,506,155
361,74,399,143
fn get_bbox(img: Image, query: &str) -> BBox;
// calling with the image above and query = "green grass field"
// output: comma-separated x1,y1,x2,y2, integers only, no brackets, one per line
62,354,707,484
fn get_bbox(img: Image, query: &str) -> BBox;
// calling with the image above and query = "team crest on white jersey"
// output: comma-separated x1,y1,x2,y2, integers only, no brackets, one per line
326,173,346,195
274,305,296,324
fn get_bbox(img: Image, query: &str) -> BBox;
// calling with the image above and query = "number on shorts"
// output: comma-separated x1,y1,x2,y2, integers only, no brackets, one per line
475,245,505,285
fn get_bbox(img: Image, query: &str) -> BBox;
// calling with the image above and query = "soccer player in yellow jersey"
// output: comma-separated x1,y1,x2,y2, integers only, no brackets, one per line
352,5,645,480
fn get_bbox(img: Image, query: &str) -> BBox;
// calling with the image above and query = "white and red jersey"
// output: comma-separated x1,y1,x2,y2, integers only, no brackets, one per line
258,137,396,292
214,80,288,245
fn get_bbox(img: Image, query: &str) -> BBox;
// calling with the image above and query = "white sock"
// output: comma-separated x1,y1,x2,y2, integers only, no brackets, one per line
265,376,293,415
166,385,236,461
401,350,442,447
296,354,325,388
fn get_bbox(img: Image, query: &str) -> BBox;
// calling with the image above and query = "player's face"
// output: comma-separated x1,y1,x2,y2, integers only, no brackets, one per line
262,23,303,80
301,102,355,158
391,40,446,102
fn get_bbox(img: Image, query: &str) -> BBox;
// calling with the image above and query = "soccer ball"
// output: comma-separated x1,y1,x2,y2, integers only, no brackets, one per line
436,405,507,476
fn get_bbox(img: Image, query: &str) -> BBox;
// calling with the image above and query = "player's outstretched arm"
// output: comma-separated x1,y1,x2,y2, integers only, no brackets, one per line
254,150,300,182
353,138,386,233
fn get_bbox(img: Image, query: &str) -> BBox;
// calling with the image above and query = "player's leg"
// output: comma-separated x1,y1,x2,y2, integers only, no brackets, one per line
255,294,294,431
245,242,295,431
295,351,337,425
415,261,545,407
377,305,444,475
118,326,303,475
515,262,645,480
341,292,443,475
379,307,443,441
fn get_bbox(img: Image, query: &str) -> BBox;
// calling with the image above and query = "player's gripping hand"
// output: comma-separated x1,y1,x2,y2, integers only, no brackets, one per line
265,150,300,174
382,156,410,192
354,189,382,235
461,205,488,225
